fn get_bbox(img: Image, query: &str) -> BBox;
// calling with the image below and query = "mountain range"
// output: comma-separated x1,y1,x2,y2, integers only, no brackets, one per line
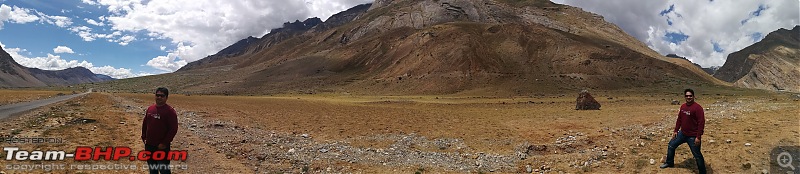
0,45,113,87
2,0,795,94
87,0,721,95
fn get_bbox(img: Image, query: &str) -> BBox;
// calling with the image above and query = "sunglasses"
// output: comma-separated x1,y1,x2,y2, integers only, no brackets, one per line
155,94,167,97
685,95,694,97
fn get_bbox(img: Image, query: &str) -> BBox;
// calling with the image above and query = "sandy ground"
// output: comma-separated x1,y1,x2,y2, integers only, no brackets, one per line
0,90,798,173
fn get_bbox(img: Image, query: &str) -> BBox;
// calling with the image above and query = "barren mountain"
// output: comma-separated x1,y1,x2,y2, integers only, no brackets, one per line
714,26,800,92
93,0,721,95
0,46,113,87
665,54,719,75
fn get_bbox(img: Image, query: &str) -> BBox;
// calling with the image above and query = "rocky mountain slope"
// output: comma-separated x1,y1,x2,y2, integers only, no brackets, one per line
0,46,114,87
714,26,800,92
91,0,721,95
665,54,719,75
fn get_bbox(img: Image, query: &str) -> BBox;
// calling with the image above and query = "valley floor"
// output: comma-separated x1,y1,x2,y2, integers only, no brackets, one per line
0,90,797,173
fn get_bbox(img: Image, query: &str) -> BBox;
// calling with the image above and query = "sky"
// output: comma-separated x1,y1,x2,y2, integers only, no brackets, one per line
0,0,372,79
551,0,799,68
0,0,797,79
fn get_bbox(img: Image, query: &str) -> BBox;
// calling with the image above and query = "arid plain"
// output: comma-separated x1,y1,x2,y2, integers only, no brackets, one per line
0,87,797,173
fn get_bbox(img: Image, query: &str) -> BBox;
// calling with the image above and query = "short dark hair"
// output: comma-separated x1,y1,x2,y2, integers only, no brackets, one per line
155,87,169,97
684,88,694,95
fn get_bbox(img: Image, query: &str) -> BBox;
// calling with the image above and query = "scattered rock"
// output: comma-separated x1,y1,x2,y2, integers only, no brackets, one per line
69,118,97,124
742,162,751,169
671,100,680,105
526,165,532,173
526,145,547,154
745,143,752,147
288,148,296,153
301,134,310,138
726,139,732,143
708,140,715,143
762,169,769,174
540,165,550,171
575,90,601,110
319,148,328,153
649,159,655,165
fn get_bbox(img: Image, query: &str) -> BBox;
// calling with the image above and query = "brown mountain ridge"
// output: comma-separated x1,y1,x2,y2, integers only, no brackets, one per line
714,25,800,92
89,0,721,95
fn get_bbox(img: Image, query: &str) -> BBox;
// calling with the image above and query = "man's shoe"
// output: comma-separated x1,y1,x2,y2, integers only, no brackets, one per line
659,163,674,169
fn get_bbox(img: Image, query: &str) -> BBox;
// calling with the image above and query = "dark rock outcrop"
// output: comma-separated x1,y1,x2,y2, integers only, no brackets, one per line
575,90,600,110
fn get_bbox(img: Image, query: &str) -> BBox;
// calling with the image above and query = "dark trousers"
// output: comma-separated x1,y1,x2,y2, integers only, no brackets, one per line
665,131,706,174
145,144,171,174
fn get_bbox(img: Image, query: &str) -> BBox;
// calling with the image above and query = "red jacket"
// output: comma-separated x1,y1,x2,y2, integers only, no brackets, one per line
142,104,178,146
674,102,705,139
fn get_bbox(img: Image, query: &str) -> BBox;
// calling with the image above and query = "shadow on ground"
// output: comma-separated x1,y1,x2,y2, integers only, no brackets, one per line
677,158,715,174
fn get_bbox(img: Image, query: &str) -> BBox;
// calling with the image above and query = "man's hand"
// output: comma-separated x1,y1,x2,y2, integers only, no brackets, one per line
672,132,677,140
157,143,167,150
142,139,146,144
694,138,701,146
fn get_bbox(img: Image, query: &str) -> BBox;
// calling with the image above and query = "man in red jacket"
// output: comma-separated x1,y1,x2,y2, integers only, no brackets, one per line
142,87,178,174
660,88,706,174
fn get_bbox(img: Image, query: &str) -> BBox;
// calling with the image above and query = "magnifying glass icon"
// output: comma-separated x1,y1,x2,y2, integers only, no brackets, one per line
778,152,795,171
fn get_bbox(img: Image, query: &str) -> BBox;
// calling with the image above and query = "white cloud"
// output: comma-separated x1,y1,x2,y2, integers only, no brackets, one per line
53,46,75,54
68,25,131,43
36,12,72,28
146,42,189,72
81,0,98,6
159,45,166,51
1,41,143,79
116,35,135,45
557,0,800,67
85,18,104,26
70,25,96,41
89,0,370,72
0,4,41,29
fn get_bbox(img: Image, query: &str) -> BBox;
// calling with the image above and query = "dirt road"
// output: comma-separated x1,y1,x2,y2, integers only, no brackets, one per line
0,89,91,119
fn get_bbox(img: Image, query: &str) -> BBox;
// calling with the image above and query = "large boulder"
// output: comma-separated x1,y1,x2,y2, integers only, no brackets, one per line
575,90,601,110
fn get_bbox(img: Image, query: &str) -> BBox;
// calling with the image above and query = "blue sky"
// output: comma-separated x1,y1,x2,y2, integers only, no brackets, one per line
0,0,372,78
0,0,798,78
0,0,172,78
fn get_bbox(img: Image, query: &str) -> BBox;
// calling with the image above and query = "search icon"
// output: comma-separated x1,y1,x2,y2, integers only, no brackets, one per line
778,151,795,171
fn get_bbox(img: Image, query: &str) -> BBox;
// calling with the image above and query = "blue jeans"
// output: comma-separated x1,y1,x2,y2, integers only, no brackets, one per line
665,131,706,174
145,144,171,174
